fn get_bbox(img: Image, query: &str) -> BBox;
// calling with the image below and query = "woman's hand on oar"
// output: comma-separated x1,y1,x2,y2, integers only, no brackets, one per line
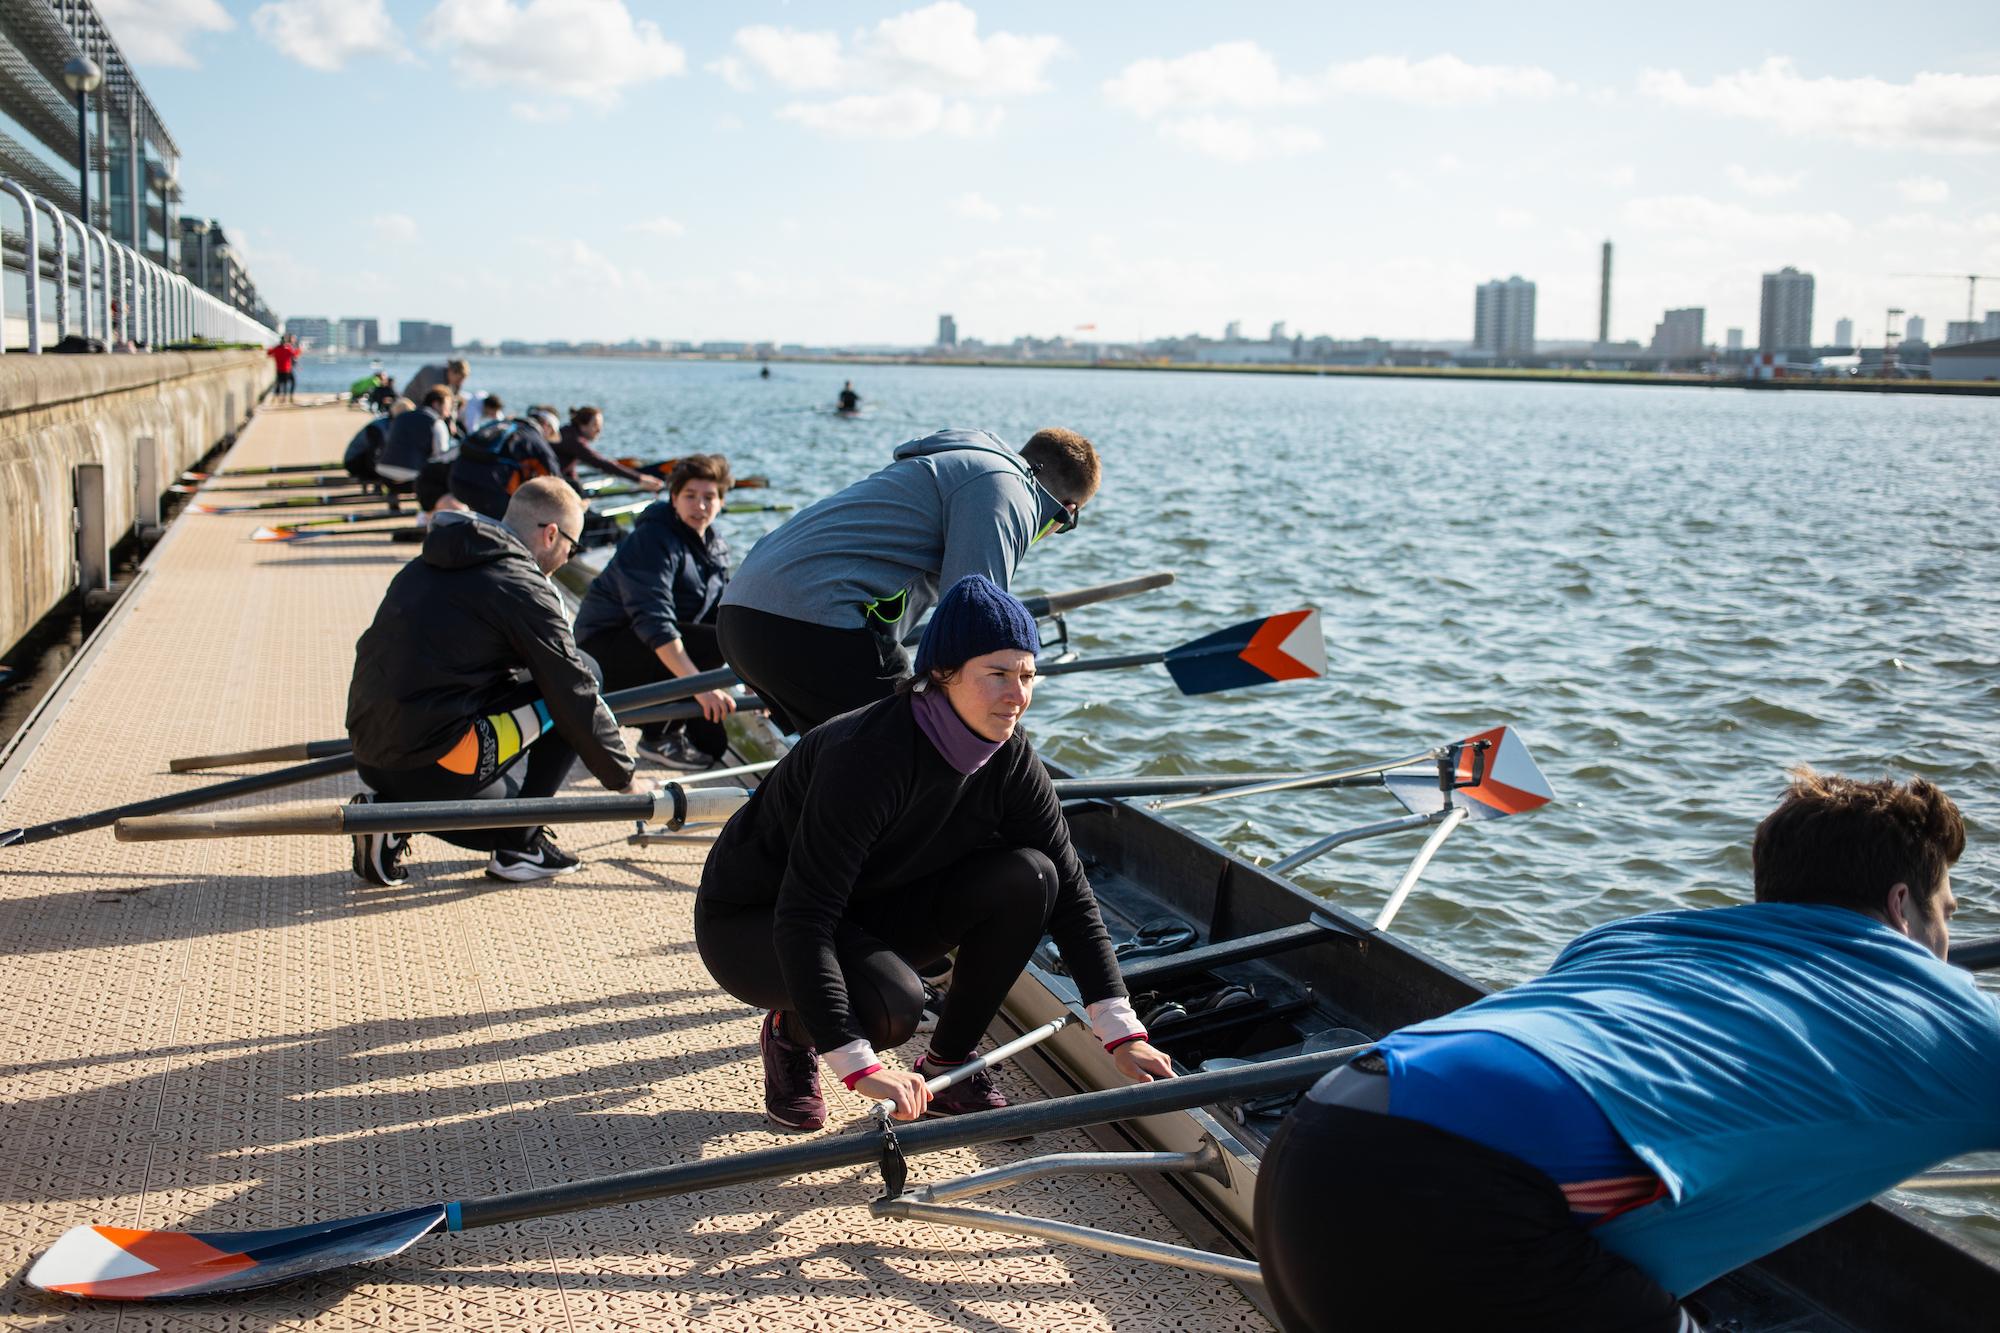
857,1069,932,1121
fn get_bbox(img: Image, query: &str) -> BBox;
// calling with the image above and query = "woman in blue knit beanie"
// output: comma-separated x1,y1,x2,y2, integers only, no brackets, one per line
696,574,1173,1129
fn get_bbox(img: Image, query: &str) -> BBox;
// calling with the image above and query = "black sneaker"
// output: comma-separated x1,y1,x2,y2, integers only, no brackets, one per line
914,980,948,1034
349,793,410,886
485,827,582,882
760,1010,827,1130
637,732,721,771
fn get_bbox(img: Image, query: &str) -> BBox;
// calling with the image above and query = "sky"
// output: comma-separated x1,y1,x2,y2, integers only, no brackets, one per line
105,0,2000,347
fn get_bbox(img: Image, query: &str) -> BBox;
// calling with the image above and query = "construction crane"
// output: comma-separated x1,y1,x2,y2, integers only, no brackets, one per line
1892,272,2000,333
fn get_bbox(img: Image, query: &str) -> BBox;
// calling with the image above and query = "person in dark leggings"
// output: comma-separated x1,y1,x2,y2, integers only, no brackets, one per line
1257,769,1996,1332
573,454,737,768
344,478,646,885
696,574,1172,1130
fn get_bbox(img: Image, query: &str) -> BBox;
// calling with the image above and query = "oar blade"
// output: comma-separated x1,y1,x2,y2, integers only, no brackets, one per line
1162,608,1326,695
249,526,295,542
27,1204,444,1300
1385,725,1554,821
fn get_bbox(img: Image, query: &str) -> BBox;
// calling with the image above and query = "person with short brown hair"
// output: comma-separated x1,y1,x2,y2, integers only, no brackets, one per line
718,426,1101,734
1255,767,1996,1333
574,453,737,768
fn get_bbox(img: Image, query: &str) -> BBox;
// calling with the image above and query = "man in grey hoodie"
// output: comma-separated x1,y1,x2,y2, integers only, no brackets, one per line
717,426,1099,733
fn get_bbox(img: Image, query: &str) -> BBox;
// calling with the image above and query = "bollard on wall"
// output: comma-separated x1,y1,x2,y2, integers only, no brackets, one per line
134,435,161,536
74,462,110,595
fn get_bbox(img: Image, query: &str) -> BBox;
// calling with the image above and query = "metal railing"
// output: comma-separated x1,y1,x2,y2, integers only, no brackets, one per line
1,175,276,353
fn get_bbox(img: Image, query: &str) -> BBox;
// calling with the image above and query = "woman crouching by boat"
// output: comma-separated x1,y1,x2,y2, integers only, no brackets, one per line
696,574,1174,1129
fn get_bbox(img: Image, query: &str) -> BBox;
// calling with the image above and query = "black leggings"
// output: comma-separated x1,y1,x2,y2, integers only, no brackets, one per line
355,687,577,854
693,847,1056,1060
1256,1096,1689,1333
579,622,725,757
717,603,909,735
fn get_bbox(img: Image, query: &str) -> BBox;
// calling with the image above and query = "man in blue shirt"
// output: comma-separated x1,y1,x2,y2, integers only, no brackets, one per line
1256,768,1992,1332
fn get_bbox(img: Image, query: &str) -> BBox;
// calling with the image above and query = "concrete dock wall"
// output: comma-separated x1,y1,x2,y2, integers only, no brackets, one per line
0,350,268,652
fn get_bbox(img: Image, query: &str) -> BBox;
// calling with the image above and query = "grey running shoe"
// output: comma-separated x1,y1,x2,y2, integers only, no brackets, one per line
348,793,410,886
760,1011,827,1130
637,731,721,771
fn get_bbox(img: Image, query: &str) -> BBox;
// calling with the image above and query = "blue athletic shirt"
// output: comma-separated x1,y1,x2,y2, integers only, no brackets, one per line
1391,902,2000,1297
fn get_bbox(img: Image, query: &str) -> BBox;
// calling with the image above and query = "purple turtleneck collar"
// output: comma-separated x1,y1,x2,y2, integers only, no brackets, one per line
911,685,1005,774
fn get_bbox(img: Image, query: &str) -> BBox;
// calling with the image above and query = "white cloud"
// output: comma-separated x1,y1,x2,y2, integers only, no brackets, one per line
1639,57,2000,153
1105,43,1568,117
626,216,687,238
1016,203,1056,222
954,192,1004,222
1322,54,1570,105
251,0,402,72
731,3,1063,138
706,56,754,92
1725,164,1805,197
1601,164,1638,187
1896,175,1951,204
776,90,1000,139
1622,193,1854,243
1494,207,1537,229
96,0,233,69
424,0,685,104
1158,116,1323,162
370,212,419,245
561,239,625,289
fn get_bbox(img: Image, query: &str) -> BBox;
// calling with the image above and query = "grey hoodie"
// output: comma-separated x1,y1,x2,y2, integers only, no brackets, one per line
721,428,1068,638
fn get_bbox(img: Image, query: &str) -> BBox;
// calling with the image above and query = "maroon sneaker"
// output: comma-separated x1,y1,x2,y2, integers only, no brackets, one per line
760,1011,827,1131
916,1056,1009,1116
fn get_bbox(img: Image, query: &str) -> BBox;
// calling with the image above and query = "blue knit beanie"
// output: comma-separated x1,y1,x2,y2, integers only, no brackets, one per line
912,574,1040,678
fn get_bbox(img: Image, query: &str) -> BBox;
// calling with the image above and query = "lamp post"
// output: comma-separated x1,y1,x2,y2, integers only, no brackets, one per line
62,56,102,225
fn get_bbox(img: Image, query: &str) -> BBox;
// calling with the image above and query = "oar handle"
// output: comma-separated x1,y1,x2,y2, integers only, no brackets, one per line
616,695,765,729
115,784,750,842
872,1016,1071,1119
1020,571,1175,619
603,666,742,713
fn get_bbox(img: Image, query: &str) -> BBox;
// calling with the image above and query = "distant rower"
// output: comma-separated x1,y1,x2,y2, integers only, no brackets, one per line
837,381,860,413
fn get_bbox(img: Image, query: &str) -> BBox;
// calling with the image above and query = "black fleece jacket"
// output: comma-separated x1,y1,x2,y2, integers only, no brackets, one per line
572,505,730,651
699,692,1124,1054
345,512,633,787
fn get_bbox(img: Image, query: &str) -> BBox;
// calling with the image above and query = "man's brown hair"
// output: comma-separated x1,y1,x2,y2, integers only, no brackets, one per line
1020,427,1100,503
422,386,452,410
668,453,733,498
1752,766,1965,913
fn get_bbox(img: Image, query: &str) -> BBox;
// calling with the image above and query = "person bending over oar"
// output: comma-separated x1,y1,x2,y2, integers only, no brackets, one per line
1257,768,1996,1333
573,454,737,771
718,427,1097,734
345,477,649,886
697,575,1172,1129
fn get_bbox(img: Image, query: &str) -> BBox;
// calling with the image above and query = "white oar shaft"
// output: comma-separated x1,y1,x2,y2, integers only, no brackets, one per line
670,758,778,787
1900,1170,2000,1192
1373,806,1469,931
1150,750,1438,811
875,1016,1072,1118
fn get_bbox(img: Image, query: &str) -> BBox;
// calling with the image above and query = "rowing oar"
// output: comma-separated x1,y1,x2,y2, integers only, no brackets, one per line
24,1048,1347,1299
1,686,740,848
190,492,389,514
172,475,356,494
115,783,751,843
188,459,345,479
164,574,1179,772
873,1016,1070,1122
1039,607,1325,695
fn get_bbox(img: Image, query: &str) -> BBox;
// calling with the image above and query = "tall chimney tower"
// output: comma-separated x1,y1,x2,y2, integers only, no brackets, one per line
1598,240,1612,346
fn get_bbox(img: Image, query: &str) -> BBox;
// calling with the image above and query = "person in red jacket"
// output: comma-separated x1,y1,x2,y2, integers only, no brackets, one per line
267,336,300,403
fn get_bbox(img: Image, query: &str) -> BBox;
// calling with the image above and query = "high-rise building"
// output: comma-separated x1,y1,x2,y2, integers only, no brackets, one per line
343,317,380,351
1945,320,1980,345
285,316,331,349
1269,321,1287,342
1903,315,1926,344
1833,317,1854,347
1598,241,1612,345
1224,319,1243,341
397,320,455,353
1726,328,1744,351
1473,276,1537,355
1984,311,2000,339
178,218,273,325
1650,308,1705,355
1758,266,1815,353
936,313,957,347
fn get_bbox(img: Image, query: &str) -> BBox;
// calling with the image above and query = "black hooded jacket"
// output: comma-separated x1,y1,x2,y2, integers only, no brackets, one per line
345,512,632,787
448,419,564,520
572,504,730,650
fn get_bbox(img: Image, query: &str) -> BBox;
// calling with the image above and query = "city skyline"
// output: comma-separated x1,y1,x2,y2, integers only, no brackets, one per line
111,2,2000,347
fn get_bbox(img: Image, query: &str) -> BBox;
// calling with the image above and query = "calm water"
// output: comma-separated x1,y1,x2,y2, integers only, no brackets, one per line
300,355,2000,1246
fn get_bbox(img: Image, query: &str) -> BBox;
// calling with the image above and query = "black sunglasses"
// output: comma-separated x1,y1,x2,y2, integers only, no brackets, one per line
549,522,583,559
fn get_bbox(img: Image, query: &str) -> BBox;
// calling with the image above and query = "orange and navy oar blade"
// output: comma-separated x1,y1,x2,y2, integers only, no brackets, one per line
249,525,294,542
26,1204,444,1300
1385,725,1554,822
1162,609,1327,696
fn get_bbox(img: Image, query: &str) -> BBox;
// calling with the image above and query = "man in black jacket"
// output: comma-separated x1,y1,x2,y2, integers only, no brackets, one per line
345,476,646,884
573,454,737,768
